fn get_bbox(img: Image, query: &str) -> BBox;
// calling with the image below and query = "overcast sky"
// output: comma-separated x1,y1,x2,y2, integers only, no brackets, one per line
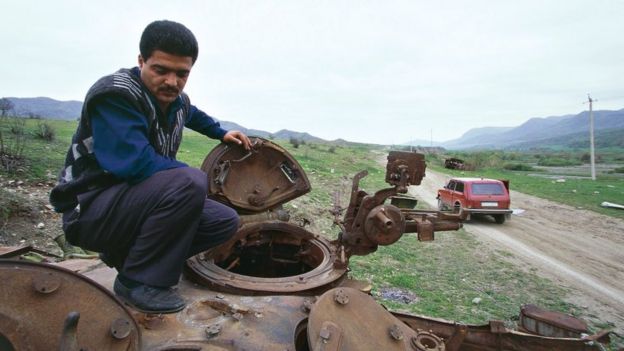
1,1,623,144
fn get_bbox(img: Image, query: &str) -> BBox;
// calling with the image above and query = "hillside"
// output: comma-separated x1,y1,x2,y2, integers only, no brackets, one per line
510,128,624,150
6,96,623,149
4,97,329,143
443,109,624,149
6,97,82,120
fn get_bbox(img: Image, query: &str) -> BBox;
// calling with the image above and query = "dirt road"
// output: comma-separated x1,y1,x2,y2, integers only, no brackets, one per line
408,168,624,333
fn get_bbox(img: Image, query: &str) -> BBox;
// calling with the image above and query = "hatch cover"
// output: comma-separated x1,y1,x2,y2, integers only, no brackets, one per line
201,137,311,213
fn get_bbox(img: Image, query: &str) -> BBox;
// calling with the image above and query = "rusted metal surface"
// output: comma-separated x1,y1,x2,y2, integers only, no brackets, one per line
391,195,419,209
0,245,33,258
394,311,604,351
2,143,614,350
186,221,347,295
201,137,311,213
0,244,62,260
339,151,461,255
519,304,589,338
128,278,311,351
308,287,423,351
0,260,140,350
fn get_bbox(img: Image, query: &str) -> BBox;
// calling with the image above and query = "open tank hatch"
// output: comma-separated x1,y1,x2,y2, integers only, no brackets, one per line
214,227,322,278
186,221,347,295
188,138,346,294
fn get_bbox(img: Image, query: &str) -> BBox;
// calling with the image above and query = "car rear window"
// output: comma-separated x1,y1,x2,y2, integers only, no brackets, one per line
471,183,505,195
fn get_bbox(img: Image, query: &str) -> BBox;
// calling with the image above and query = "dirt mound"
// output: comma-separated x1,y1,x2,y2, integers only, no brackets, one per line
0,177,64,257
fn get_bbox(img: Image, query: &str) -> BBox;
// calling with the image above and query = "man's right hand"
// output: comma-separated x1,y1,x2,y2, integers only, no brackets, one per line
223,130,252,150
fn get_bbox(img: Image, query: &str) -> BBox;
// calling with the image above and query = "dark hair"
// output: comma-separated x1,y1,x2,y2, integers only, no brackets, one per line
139,20,199,63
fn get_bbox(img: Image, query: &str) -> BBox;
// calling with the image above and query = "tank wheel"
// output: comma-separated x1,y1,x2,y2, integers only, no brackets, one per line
494,214,506,224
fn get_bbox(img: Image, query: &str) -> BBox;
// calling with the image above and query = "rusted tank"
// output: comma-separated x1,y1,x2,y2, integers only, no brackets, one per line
0,138,613,350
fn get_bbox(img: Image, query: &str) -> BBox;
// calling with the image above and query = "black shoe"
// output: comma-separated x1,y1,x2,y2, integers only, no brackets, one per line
113,276,186,314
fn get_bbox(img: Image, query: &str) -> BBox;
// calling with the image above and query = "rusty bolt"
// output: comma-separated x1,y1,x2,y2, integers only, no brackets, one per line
33,272,61,294
110,318,132,339
334,289,349,305
302,298,315,313
389,324,404,341
319,327,331,343
205,323,222,338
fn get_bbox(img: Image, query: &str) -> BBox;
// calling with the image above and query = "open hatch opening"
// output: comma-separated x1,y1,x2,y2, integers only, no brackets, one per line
215,229,324,278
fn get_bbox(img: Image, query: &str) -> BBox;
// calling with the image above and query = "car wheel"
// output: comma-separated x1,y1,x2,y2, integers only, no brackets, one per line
494,214,506,224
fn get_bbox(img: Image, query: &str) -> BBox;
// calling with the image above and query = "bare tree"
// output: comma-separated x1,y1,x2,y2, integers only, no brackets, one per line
0,98,14,117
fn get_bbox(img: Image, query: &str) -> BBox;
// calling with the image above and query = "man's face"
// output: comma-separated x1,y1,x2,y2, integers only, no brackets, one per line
138,50,193,110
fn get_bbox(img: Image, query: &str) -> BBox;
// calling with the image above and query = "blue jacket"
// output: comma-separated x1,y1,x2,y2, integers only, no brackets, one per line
91,68,226,184
50,67,227,212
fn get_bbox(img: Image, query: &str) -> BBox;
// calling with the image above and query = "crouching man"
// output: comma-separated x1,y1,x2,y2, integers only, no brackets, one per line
50,20,251,313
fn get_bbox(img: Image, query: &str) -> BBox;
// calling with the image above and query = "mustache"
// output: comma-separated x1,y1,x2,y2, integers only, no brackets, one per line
159,86,179,94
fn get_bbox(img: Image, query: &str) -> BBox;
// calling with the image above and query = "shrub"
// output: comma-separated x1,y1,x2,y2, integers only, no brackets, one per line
0,117,26,172
461,152,504,170
580,153,602,163
9,118,25,135
289,137,301,149
537,158,581,167
34,121,55,141
613,167,624,174
503,163,535,171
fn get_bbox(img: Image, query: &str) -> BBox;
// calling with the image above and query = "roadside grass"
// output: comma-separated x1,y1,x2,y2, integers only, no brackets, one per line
350,229,578,325
2,119,621,346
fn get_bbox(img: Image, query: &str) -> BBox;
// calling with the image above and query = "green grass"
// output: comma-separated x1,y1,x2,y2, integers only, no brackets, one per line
350,230,576,325
0,118,76,180
2,118,622,347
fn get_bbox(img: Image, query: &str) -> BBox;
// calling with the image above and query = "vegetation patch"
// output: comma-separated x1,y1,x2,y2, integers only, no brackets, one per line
350,230,576,326
537,157,582,167
503,163,535,171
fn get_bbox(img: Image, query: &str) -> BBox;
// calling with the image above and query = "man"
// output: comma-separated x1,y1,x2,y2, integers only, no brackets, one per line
50,20,251,314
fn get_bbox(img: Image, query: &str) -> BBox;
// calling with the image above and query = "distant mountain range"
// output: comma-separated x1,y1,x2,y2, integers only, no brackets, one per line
7,97,82,120
219,121,327,143
6,97,624,149
5,97,330,143
407,109,624,150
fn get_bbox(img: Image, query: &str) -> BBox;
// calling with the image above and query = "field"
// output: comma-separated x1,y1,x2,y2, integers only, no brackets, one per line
1,118,623,347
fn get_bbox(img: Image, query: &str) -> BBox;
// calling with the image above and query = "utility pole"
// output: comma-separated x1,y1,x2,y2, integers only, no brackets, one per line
587,94,596,181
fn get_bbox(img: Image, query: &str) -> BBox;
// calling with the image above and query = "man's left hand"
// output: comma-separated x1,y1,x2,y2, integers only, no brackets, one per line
223,130,252,150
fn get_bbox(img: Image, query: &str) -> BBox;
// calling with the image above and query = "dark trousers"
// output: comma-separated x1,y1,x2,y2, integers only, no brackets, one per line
63,167,239,287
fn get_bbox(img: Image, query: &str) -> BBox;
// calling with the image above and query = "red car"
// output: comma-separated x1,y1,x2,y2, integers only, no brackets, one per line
436,177,512,224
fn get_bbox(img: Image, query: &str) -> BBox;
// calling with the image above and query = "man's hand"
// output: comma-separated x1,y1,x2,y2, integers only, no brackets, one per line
223,130,252,150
